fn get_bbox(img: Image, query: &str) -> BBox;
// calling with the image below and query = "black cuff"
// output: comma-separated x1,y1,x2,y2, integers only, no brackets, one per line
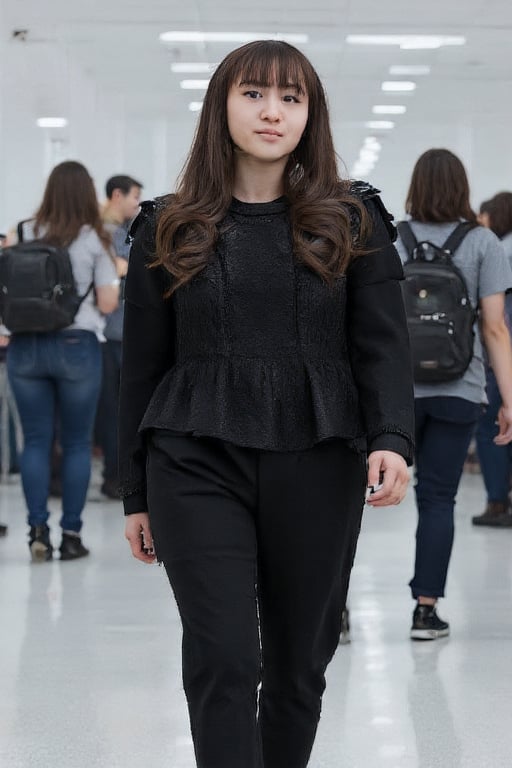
368,433,414,466
122,490,148,515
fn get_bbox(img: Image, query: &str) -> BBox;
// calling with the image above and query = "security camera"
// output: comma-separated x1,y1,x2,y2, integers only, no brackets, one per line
12,30,29,42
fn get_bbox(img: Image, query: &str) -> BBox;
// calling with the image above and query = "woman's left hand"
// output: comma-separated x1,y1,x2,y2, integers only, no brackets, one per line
365,450,409,507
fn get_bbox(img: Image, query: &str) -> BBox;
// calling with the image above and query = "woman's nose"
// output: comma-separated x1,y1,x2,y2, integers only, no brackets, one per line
260,95,281,121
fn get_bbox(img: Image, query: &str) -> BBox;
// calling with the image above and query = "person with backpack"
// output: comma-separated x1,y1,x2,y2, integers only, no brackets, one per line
396,149,512,640
473,192,512,527
118,40,414,768
2,160,119,561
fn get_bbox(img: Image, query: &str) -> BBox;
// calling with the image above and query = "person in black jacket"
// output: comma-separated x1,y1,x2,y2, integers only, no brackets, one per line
119,40,414,768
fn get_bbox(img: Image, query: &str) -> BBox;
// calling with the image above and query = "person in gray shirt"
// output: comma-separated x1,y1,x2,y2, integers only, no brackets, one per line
97,175,143,498
473,192,512,527
395,149,512,640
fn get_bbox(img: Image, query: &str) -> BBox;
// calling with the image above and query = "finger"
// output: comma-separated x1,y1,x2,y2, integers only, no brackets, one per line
366,455,383,489
126,529,156,564
494,415,512,444
368,475,407,506
141,522,155,552
366,468,397,503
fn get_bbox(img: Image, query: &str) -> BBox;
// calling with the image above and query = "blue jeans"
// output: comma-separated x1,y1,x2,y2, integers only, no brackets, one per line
7,330,102,532
410,397,481,599
475,370,512,502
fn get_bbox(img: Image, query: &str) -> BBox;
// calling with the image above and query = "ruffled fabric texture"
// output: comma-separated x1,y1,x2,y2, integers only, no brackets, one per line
140,354,364,451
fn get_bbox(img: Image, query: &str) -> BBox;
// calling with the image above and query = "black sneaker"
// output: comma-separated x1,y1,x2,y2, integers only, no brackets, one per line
339,607,351,645
410,603,450,641
59,531,90,561
29,524,53,563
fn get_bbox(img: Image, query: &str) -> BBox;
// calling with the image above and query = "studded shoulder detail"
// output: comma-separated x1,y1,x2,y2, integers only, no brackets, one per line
128,196,171,242
349,180,382,200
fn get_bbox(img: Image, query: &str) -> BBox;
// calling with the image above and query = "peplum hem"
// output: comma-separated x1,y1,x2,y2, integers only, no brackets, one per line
139,355,366,452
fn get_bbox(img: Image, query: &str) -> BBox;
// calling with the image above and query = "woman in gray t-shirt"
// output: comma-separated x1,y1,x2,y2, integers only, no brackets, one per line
6,161,119,562
395,149,512,640
473,192,512,527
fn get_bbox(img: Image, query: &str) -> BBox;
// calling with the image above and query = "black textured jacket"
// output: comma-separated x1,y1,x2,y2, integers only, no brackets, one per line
119,183,414,514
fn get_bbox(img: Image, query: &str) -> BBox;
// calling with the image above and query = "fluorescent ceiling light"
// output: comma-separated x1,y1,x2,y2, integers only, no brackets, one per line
389,65,431,76
160,31,308,44
36,117,68,128
372,105,406,114
364,137,382,151
189,101,203,112
180,79,210,90
346,34,465,49
365,120,395,130
381,81,416,92
360,148,379,162
171,63,218,73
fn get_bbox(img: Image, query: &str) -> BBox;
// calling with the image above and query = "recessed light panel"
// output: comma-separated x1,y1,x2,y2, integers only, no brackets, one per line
389,65,431,76
36,118,68,128
372,105,407,115
381,81,416,92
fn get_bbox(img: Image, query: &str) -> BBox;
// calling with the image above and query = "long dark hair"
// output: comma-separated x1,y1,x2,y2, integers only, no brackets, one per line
155,40,369,294
405,148,477,224
34,160,112,251
483,192,512,239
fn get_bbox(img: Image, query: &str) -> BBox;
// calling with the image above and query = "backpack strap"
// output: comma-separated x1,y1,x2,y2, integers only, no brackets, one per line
16,219,37,244
396,221,418,258
441,222,476,254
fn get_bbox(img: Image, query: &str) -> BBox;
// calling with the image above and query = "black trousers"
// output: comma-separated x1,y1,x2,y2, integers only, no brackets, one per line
147,431,367,768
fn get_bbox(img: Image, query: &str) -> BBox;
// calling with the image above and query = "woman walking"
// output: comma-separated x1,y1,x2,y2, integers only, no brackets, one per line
119,41,414,768
396,151,512,640
6,161,119,561
473,192,512,526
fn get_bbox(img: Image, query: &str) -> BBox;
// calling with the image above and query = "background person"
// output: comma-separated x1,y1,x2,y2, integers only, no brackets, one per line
395,150,512,640
97,174,143,498
473,192,512,526
6,161,119,561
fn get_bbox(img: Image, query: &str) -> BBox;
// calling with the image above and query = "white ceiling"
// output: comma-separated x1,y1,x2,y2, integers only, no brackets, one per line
1,0,512,216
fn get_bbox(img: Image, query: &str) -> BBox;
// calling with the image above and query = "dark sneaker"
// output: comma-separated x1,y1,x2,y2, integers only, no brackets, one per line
101,478,121,500
60,532,90,561
339,607,351,645
410,604,450,641
472,501,512,527
29,525,53,563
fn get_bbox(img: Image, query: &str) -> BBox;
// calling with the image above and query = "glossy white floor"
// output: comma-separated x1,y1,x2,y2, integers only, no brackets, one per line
1,468,511,768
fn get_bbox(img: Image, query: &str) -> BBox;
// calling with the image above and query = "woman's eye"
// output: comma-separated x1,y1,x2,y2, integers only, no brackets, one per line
283,94,300,103
243,90,262,99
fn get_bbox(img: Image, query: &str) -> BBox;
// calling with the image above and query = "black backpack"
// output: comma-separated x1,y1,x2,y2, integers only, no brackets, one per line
0,221,92,333
397,221,476,384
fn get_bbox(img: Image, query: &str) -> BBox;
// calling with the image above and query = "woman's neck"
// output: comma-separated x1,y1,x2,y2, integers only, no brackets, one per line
231,154,287,203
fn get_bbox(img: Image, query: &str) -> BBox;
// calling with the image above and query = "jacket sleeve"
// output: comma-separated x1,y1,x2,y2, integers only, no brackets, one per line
346,191,415,464
118,203,175,513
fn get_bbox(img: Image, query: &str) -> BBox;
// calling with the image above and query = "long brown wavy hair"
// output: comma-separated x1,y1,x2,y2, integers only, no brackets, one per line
34,160,112,251
155,40,369,293
406,149,477,224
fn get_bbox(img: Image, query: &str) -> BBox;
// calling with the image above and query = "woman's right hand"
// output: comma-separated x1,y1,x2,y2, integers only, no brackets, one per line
125,512,157,564
495,404,512,446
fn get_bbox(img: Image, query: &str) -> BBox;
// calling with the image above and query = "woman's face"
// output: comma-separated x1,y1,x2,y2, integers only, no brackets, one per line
226,77,309,165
